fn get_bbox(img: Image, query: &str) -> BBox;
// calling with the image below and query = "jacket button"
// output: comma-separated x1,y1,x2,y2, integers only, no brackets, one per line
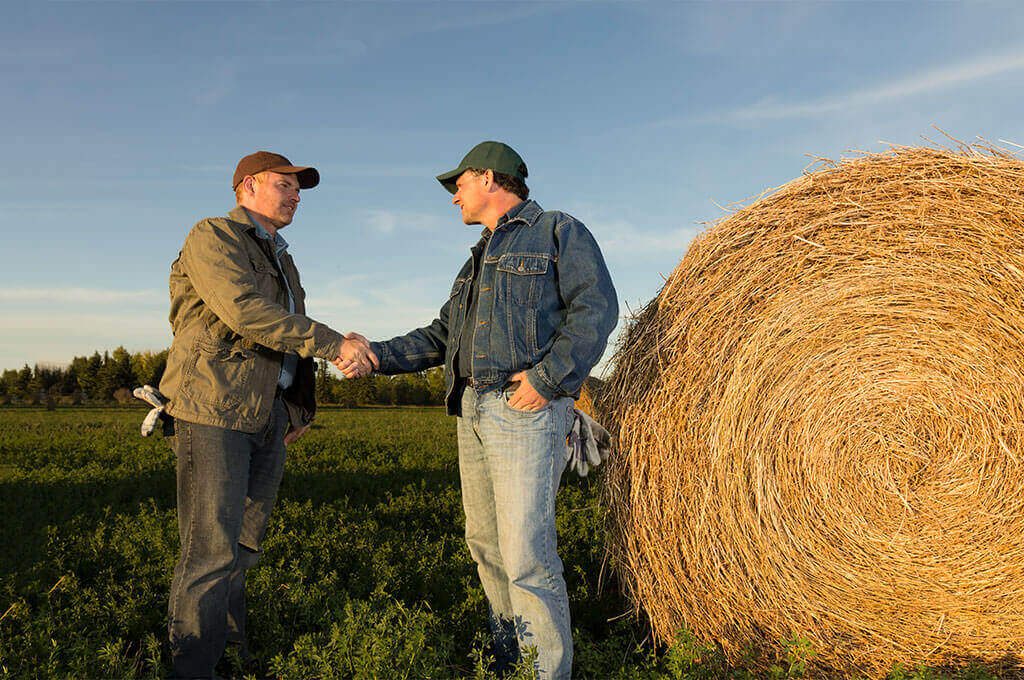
518,264,525,272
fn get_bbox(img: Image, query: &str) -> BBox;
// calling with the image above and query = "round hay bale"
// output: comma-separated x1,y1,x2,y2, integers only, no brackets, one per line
603,145,1024,676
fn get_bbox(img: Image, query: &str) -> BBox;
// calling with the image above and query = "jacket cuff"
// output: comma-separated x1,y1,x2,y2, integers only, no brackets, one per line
314,326,346,361
370,341,391,373
525,364,560,401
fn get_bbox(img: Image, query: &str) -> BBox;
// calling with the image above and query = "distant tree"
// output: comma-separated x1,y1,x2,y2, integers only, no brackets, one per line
389,373,431,406
32,364,63,395
332,374,377,408
130,349,168,387
0,343,458,407
425,367,445,404
96,347,137,401
0,368,19,398
315,359,334,404
60,363,80,396
376,376,397,405
76,352,103,399
15,365,32,400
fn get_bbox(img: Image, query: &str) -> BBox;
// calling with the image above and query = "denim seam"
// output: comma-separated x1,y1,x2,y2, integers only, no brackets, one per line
169,423,196,636
506,302,517,368
552,404,571,631
546,415,561,621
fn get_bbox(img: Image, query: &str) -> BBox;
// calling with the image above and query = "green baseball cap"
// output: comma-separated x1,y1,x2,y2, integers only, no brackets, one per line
436,141,528,194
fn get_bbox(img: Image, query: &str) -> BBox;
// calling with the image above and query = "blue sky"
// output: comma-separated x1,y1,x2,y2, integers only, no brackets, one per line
4,1,1024,374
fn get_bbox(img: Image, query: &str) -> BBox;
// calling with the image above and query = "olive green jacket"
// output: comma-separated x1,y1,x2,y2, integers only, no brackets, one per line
159,206,344,433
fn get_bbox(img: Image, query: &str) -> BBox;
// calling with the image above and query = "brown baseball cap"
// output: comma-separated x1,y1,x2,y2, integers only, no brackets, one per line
232,151,320,190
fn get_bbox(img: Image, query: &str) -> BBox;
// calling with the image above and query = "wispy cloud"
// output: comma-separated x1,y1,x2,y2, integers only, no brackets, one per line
360,209,446,235
262,38,368,65
193,59,240,107
383,5,565,40
306,274,447,332
0,44,77,64
723,48,1024,122
591,218,700,259
0,287,164,305
317,163,438,179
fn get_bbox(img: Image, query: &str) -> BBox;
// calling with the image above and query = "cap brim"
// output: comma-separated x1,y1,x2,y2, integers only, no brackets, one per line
436,166,466,194
267,165,320,189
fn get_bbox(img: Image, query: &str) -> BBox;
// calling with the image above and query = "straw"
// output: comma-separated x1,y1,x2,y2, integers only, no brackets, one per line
601,145,1024,676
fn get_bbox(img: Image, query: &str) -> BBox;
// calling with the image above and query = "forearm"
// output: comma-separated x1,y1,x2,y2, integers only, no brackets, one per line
525,221,619,399
182,224,344,360
202,287,343,360
371,320,448,375
526,305,617,399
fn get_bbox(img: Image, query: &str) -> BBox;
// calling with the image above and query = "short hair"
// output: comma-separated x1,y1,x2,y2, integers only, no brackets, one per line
467,168,529,200
234,171,265,203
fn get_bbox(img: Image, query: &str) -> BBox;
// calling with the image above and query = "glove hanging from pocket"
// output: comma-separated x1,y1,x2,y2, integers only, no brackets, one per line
132,384,173,437
565,408,613,477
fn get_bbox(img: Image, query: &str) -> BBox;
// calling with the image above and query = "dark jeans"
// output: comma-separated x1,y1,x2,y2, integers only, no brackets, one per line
167,398,288,679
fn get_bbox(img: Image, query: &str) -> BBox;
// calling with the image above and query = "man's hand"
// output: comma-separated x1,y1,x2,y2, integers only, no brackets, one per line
506,370,549,411
332,333,379,379
284,423,310,446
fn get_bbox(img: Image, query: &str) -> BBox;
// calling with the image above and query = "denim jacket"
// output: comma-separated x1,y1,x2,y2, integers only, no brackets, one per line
371,200,618,415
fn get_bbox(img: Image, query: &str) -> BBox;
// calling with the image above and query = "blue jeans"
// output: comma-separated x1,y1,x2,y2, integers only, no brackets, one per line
458,386,575,679
167,397,288,679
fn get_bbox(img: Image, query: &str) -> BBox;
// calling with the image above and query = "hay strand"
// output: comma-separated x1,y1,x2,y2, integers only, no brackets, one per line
602,145,1024,676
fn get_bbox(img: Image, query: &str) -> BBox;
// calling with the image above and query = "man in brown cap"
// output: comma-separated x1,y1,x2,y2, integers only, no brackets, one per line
159,151,377,678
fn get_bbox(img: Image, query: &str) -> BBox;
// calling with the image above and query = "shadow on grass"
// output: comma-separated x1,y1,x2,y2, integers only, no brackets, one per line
278,466,459,507
0,468,176,582
1,451,459,587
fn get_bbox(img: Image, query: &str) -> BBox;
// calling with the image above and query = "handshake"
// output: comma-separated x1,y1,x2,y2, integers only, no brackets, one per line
333,333,379,379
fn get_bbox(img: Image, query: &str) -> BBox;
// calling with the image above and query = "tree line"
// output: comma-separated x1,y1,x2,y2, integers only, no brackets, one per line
0,348,445,407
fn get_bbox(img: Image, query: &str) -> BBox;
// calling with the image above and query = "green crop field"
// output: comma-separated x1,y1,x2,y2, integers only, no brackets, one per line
0,408,998,679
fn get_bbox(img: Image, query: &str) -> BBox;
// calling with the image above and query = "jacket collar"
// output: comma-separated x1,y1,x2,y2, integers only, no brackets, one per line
228,205,258,232
491,199,543,236
228,205,289,249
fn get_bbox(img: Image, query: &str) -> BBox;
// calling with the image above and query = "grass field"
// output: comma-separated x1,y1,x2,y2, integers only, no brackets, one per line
0,408,1001,679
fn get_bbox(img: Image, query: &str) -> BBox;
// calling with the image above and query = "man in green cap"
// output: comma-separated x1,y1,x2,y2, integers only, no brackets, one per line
364,141,618,679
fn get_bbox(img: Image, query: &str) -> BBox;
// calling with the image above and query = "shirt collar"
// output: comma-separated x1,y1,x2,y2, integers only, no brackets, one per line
244,208,289,254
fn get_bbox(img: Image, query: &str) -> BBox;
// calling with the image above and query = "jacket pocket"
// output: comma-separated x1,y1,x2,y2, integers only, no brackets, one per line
181,336,256,409
497,253,549,305
250,258,282,299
